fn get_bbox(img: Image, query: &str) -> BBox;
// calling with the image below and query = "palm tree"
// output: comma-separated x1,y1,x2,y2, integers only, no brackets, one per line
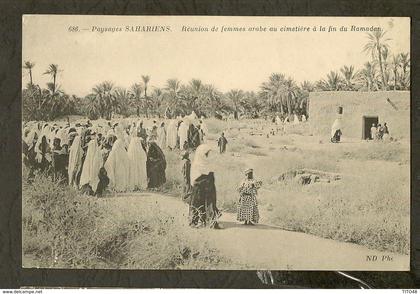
340,65,358,90
283,77,299,115
316,71,344,91
23,61,35,86
129,83,143,116
399,52,410,77
41,86,64,120
390,55,401,90
358,62,379,92
114,87,131,117
189,79,203,98
91,81,116,119
151,87,164,116
141,75,151,117
202,84,222,116
363,30,391,90
300,80,314,93
226,89,244,119
184,79,203,114
164,78,181,107
84,94,100,120
260,73,287,114
399,52,410,90
43,64,59,93
381,46,391,88
299,81,314,116
165,78,180,94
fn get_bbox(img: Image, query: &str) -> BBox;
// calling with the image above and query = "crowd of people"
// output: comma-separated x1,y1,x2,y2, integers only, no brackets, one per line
274,113,307,126
22,114,262,229
370,122,390,140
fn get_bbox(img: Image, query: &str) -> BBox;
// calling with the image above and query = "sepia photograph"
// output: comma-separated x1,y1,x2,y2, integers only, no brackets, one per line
21,15,410,271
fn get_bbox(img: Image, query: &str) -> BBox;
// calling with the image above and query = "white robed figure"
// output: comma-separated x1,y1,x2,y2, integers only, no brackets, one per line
331,117,343,143
127,135,147,190
331,118,342,138
178,119,190,150
293,114,300,124
104,139,130,192
115,124,129,149
68,135,83,187
166,120,178,149
187,111,198,121
35,124,52,157
275,115,282,125
190,144,214,184
79,139,102,193
157,123,167,149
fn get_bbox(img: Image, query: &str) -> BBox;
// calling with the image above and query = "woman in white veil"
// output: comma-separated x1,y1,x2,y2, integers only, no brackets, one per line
79,136,102,194
190,144,213,184
104,138,130,192
331,117,343,143
127,132,147,191
166,120,178,150
189,144,221,229
157,122,167,149
68,135,83,188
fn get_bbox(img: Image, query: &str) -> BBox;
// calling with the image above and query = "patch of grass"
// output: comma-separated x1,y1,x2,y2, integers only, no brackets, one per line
161,149,183,197
247,149,267,156
243,138,261,149
23,168,104,268
206,118,227,135
22,168,246,269
264,165,409,254
284,123,311,136
339,141,409,164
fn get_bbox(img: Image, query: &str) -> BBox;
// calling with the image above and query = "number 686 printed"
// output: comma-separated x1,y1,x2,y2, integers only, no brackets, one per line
68,26,79,32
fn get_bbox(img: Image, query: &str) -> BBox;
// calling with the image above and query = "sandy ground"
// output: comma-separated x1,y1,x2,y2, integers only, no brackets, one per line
114,192,409,271
109,122,409,270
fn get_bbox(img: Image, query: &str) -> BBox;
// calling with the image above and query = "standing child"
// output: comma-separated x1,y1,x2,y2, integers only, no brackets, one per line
237,168,262,225
217,132,228,154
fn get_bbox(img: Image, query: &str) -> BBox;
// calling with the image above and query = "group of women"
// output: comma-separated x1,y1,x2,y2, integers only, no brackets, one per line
22,116,262,229
22,120,168,195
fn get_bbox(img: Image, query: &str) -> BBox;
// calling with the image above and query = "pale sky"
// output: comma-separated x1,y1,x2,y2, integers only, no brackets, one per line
22,16,410,96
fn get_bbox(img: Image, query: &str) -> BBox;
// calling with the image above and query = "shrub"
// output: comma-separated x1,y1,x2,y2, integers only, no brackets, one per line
23,170,104,267
22,167,245,269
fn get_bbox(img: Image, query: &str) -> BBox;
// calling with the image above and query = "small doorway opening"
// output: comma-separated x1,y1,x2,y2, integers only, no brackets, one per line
362,116,379,140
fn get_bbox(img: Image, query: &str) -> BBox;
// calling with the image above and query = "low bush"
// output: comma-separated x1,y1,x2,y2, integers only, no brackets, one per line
23,169,104,268
22,167,244,269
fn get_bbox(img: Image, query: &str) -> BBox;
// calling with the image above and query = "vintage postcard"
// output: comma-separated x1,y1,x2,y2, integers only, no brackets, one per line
22,15,410,270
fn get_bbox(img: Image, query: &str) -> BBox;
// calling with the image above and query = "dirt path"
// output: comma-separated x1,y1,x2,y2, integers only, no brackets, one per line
116,192,409,271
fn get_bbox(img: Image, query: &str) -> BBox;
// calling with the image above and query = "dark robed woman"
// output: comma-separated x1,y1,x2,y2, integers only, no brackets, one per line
36,135,51,172
189,144,221,229
146,141,167,189
187,124,201,150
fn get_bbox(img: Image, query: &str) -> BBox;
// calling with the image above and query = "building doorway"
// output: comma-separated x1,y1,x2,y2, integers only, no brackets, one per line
362,116,379,140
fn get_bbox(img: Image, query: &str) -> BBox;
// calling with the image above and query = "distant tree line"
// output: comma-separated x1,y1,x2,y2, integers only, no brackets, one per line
22,31,409,121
